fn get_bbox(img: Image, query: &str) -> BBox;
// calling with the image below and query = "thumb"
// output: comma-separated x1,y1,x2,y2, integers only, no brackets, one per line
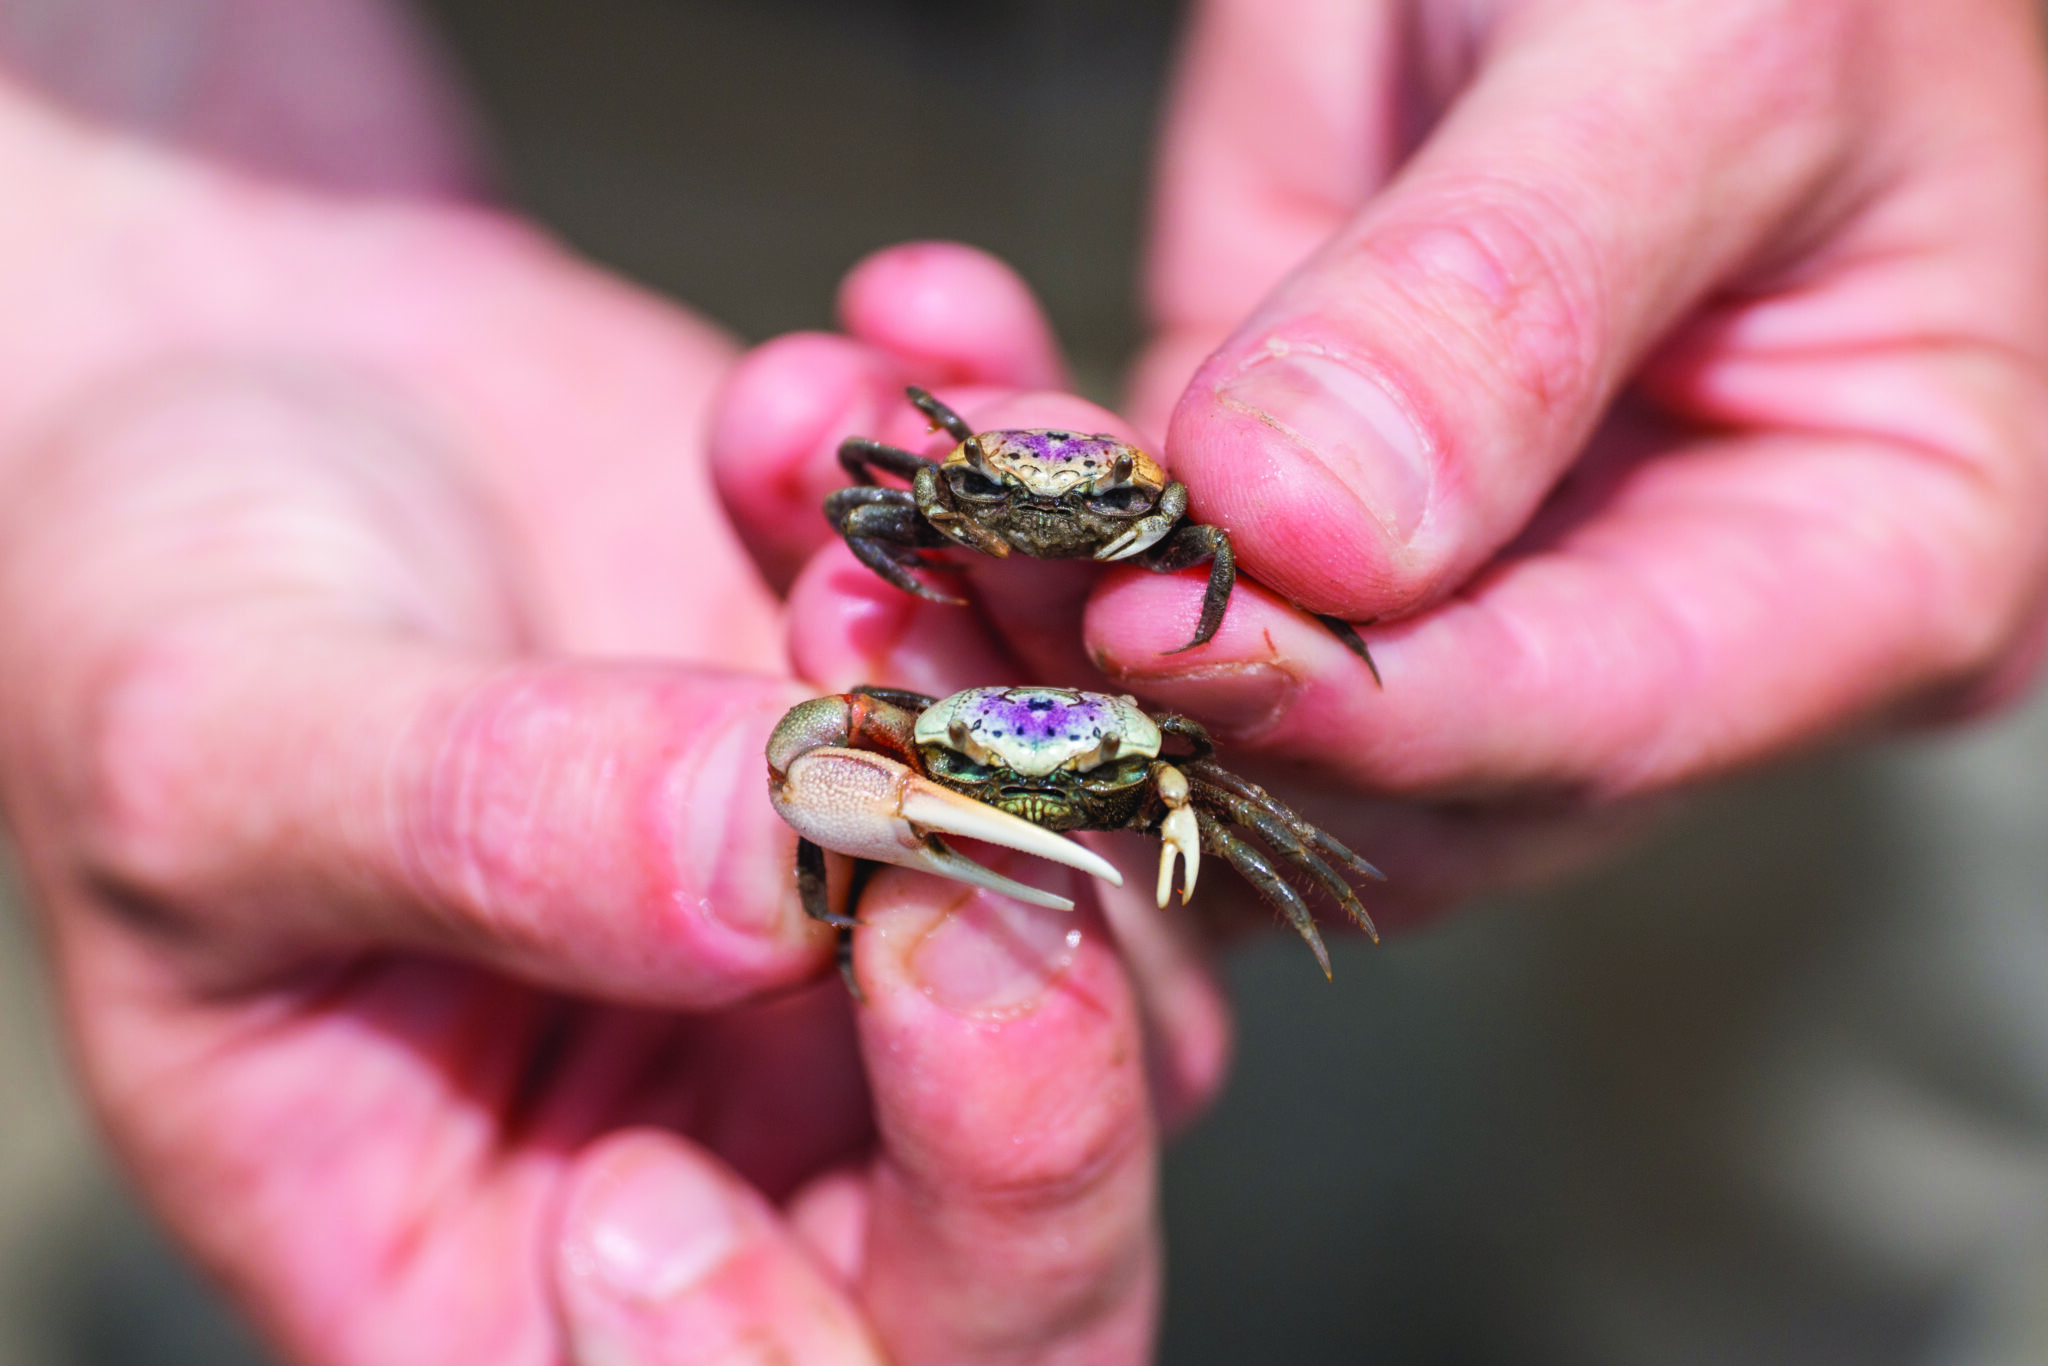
77,636,831,1003
1164,2,1854,620
848,865,1161,1366
0,364,830,1006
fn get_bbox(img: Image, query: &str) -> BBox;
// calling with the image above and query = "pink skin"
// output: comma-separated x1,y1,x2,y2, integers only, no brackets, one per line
717,0,2048,921
1132,0,2048,788
0,5,1209,1365
721,269,1638,923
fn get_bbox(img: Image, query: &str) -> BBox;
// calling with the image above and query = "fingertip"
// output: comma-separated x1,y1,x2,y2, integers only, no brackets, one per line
393,663,839,1007
785,1166,870,1286
675,699,848,972
850,875,1160,1363
785,539,1016,697
1088,850,1235,1134
1166,355,1429,616
1151,970,1232,1131
849,867,1162,1364
557,1129,884,1366
709,331,885,487
710,331,898,589
857,867,1093,1026
1085,566,1400,747
850,864,1150,1184
838,242,1068,391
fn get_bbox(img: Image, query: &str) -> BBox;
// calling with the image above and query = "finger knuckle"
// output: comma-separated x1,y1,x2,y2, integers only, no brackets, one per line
931,1091,1147,1220
397,669,588,942
75,635,218,901
1366,189,1606,430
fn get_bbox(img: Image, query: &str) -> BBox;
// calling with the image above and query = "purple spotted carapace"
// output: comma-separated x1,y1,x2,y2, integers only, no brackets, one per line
912,686,1159,777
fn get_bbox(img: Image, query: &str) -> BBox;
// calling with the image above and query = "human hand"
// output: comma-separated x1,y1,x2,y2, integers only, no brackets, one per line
710,242,1233,1082
0,8,1182,1365
713,234,1652,923
726,0,2048,915
1116,0,2048,807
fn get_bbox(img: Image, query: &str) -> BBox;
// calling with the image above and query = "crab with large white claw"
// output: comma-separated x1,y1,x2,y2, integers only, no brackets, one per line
766,684,1385,984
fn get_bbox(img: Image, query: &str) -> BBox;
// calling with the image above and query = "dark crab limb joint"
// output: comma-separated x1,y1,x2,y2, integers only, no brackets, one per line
767,685,1384,983
825,386,1381,680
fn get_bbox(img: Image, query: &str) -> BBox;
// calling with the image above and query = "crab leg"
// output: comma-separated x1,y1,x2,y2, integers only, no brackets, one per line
771,746,1123,910
1202,820,1333,981
1188,760,1385,882
826,490,969,606
837,437,936,485
906,385,976,443
795,836,854,929
1204,788,1378,941
1134,519,1236,654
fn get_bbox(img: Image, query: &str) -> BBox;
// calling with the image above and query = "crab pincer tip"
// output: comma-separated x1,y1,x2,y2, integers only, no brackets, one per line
897,783,1124,889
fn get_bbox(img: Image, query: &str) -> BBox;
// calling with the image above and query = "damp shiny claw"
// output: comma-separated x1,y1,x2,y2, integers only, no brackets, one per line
771,746,1123,905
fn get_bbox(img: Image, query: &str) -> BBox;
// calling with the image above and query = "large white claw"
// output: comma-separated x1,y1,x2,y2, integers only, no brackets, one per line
771,746,1123,910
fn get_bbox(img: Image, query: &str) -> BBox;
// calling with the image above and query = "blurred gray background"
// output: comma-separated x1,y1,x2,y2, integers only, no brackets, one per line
6,2,2048,1362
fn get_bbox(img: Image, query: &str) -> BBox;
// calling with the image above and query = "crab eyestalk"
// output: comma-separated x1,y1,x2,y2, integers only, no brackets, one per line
1152,762,1201,907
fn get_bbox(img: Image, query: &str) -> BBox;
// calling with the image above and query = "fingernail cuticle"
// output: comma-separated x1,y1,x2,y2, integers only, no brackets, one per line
910,888,1082,1017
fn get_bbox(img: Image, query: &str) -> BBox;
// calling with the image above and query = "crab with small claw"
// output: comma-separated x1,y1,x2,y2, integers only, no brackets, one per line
767,684,1383,983
828,387,1381,678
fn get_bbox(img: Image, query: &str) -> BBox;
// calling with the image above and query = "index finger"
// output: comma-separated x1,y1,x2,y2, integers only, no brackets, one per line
850,864,1162,1366
0,370,834,1008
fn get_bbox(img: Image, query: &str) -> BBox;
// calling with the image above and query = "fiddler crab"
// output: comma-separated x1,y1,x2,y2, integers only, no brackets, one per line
828,386,1382,680
767,684,1383,986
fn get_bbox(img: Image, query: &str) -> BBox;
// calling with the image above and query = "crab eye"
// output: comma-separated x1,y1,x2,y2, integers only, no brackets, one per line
1087,486,1153,516
1082,755,1152,788
948,469,1007,501
923,745,998,782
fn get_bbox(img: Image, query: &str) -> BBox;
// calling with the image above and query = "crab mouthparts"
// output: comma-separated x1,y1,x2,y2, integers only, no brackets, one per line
994,789,1080,828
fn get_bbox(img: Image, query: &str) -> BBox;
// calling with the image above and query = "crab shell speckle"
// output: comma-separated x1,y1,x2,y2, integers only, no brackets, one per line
941,430,1169,500
913,687,1162,778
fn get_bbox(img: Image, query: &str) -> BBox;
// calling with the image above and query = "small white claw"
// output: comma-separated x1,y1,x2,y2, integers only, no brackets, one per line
772,746,1123,908
1156,805,1201,908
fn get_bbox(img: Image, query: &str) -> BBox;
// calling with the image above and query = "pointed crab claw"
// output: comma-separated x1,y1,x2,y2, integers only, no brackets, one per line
771,746,1123,910
1152,763,1201,908
1156,806,1201,908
